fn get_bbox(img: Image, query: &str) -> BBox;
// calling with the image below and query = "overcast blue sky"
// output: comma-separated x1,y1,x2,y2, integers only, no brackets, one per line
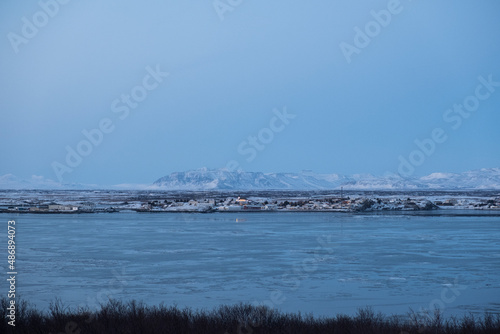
1,0,499,185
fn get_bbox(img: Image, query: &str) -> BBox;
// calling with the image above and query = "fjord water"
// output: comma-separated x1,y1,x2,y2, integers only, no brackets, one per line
2,212,499,317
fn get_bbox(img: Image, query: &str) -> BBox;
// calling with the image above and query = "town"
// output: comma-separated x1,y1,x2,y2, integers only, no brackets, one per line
0,190,499,214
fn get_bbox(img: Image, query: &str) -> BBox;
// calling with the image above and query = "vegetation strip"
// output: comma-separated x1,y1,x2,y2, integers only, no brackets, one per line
1,299,499,334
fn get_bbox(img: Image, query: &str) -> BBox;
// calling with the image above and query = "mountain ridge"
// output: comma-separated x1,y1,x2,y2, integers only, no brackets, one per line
152,167,500,191
1,168,499,190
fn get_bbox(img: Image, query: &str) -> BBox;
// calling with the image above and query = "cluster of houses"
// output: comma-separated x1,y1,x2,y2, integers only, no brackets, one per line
0,202,98,213
137,195,500,212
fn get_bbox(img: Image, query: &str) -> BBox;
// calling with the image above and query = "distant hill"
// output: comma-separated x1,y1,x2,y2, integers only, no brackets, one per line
152,167,500,191
0,174,85,190
1,168,499,190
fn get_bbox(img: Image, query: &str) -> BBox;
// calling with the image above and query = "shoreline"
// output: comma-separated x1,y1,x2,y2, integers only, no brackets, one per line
1,209,500,216
1,189,499,215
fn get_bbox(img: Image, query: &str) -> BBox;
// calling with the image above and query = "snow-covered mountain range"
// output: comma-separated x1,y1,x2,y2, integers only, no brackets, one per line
0,174,83,190
152,167,500,191
1,168,499,190
0,174,144,190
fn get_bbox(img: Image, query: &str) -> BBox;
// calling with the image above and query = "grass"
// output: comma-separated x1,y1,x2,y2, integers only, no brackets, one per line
1,298,500,334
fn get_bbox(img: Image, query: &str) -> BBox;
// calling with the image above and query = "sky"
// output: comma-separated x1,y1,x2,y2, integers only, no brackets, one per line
0,0,499,185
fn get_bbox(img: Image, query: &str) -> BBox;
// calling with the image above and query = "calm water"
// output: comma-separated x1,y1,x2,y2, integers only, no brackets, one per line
1,212,499,317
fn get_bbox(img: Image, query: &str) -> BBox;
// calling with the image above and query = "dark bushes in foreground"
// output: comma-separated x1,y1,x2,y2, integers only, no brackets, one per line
1,298,500,334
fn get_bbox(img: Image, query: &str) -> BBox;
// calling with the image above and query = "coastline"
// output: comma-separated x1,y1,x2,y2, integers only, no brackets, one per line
1,189,499,215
